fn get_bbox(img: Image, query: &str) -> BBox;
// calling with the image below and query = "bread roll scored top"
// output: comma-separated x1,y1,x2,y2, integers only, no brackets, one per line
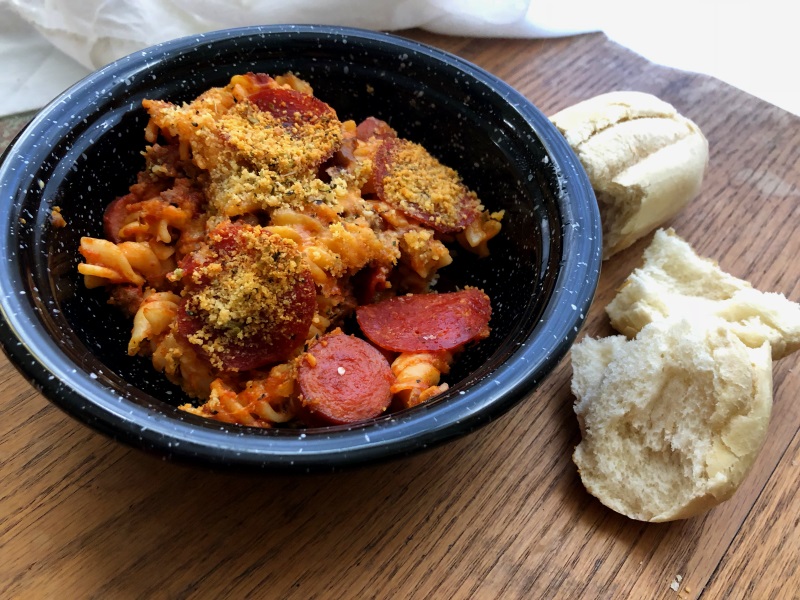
550,92,708,259
607,229,800,359
572,318,772,522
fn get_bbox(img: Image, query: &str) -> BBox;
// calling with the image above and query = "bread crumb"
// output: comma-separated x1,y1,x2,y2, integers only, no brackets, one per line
669,574,683,592
50,206,67,228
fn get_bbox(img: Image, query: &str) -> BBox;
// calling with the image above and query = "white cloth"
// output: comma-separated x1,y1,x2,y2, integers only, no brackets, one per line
0,0,797,117
0,0,594,116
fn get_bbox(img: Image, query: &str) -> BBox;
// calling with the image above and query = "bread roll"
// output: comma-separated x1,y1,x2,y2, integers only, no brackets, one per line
607,229,800,359
572,317,772,522
550,92,708,259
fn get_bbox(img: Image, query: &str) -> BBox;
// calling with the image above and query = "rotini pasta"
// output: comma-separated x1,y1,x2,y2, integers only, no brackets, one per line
390,351,454,409
77,72,501,428
128,290,181,355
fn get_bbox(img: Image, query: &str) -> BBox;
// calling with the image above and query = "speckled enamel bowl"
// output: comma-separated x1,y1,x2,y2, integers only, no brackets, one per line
0,25,600,471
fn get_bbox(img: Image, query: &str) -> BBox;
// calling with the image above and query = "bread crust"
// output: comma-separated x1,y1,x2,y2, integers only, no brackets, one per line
551,92,708,259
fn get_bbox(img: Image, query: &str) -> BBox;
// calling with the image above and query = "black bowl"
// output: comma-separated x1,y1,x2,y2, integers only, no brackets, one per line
0,25,600,471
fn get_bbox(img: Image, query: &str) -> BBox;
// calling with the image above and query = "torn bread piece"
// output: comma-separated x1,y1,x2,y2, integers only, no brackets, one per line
607,228,800,359
572,317,772,522
550,92,708,259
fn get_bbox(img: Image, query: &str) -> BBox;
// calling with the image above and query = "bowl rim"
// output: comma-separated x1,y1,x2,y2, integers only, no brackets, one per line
0,24,601,471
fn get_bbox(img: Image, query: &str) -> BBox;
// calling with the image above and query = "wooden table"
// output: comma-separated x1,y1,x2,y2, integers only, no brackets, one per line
2,31,799,599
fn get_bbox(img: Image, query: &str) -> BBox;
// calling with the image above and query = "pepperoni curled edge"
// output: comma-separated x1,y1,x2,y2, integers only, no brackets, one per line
356,288,491,353
175,221,316,372
248,86,338,128
356,117,397,142
103,194,137,243
297,330,395,425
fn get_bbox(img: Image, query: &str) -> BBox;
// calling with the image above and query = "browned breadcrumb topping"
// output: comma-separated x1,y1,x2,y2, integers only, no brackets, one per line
184,226,308,368
144,85,343,217
382,141,479,229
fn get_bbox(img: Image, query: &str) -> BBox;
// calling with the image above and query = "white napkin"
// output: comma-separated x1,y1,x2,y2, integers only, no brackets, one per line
0,0,594,117
1,0,797,118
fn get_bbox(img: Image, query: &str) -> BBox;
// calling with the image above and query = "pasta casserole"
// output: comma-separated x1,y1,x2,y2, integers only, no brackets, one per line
77,72,503,427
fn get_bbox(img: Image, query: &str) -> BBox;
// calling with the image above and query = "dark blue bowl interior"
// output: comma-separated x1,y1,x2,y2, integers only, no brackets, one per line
0,25,600,471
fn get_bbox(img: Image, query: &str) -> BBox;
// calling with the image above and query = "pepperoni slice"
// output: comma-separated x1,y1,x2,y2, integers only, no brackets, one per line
108,284,144,317
297,331,394,425
352,264,391,305
248,87,337,127
175,221,316,372
103,194,137,243
356,117,397,142
373,138,480,233
356,289,491,353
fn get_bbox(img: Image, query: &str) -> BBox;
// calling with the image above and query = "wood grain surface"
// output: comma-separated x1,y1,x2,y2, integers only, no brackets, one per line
1,31,799,599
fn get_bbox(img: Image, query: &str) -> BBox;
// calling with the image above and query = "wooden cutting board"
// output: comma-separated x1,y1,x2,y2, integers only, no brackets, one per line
1,31,798,599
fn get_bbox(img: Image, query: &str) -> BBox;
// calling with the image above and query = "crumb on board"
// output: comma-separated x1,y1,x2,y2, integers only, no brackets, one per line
669,574,684,593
